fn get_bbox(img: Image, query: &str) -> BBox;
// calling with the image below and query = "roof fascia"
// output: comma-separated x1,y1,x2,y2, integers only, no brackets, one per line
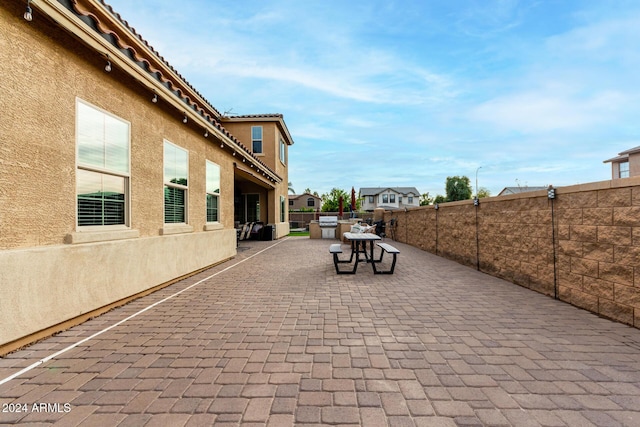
223,116,294,146
603,154,629,163
32,0,281,184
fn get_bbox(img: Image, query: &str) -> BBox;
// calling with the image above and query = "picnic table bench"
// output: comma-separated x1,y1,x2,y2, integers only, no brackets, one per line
372,242,400,274
329,235,400,275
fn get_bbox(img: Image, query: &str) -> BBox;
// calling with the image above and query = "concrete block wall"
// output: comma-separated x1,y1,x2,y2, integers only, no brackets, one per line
384,177,640,329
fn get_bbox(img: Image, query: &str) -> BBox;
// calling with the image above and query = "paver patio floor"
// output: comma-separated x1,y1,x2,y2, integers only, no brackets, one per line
1,237,640,426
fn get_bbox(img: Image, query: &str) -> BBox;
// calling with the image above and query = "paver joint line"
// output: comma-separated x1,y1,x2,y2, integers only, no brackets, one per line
2,238,640,427
0,238,289,387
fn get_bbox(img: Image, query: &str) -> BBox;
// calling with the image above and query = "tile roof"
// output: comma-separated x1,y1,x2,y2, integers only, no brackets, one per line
290,193,322,200
603,145,640,163
619,145,640,155
498,186,547,195
57,0,282,181
359,187,421,196
222,114,294,145
603,154,629,163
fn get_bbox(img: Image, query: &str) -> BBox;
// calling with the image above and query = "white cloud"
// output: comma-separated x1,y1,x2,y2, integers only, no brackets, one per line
469,89,629,134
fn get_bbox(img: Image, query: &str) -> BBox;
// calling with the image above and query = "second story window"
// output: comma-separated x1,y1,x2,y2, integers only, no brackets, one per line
252,126,263,154
280,138,286,164
619,161,630,178
307,197,315,207
382,194,388,204
164,141,188,224
390,194,396,203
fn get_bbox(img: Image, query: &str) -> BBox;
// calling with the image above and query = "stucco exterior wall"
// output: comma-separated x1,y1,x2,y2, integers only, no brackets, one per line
630,152,640,178
384,178,640,329
0,3,242,347
223,121,290,237
0,229,236,345
1,4,236,248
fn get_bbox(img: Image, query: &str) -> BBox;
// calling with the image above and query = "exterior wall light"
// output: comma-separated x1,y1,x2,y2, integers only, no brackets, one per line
24,0,33,21
204,130,208,137
152,93,158,103
182,115,187,123
104,59,112,72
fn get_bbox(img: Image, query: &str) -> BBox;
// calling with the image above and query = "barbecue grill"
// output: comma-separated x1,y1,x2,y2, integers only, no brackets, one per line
318,216,338,239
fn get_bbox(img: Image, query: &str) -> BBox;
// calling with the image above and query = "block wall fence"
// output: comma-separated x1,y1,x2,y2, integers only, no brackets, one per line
383,177,640,329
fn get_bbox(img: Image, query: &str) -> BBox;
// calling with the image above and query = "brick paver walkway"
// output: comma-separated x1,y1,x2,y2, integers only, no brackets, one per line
1,237,640,426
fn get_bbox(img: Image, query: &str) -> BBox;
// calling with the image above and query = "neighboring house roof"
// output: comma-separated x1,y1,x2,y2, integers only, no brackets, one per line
360,187,421,197
290,193,321,201
603,146,640,163
619,145,640,155
603,155,629,163
498,186,547,196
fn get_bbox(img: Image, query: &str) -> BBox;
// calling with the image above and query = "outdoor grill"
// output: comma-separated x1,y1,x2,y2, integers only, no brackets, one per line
318,216,338,239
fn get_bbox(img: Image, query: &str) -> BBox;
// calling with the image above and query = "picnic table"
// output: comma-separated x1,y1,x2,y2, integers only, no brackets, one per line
330,232,400,274
343,232,381,263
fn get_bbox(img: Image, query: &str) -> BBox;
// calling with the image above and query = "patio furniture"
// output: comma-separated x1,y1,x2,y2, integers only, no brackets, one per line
337,232,400,274
238,222,254,241
371,242,400,274
329,244,357,274
343,232,381,264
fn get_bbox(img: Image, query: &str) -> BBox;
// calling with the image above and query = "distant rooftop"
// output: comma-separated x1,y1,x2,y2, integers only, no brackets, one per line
360,187,420,196
603,145,640,163
498,186,548,196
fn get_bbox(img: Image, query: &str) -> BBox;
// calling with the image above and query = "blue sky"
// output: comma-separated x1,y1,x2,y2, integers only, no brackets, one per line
106,0,640,198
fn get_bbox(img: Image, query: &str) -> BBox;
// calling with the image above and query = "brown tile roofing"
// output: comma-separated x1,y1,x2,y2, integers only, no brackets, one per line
67,0,283,179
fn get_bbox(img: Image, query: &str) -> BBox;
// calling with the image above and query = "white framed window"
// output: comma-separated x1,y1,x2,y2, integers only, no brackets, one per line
76,100,130,228
619,161,630,178
206,161,220,223
390,194,396,203
408,196,414,204
252,126,263,154
280,138,286,164
382,194,388,204
369,196,374,203
164,141,188,223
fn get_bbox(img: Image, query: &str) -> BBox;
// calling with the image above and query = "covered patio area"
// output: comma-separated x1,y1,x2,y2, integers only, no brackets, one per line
1,237,639,426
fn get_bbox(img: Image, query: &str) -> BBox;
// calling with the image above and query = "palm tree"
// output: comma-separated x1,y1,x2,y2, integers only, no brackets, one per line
288,182,295,194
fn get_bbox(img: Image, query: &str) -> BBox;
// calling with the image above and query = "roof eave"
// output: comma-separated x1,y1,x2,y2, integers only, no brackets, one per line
31,0,282,183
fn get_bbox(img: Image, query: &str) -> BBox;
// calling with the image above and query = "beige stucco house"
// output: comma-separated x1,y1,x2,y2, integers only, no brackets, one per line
289,193,322,211
604,146,640,179
360,187,421,211
0,0,293,351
